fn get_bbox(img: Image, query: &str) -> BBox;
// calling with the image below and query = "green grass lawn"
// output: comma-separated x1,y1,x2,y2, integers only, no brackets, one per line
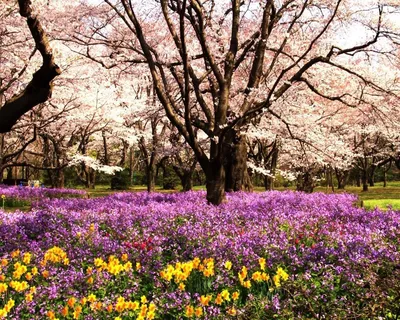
362,199,400,211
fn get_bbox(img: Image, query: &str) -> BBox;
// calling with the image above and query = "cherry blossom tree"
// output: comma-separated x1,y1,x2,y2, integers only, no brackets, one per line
63,0,400,203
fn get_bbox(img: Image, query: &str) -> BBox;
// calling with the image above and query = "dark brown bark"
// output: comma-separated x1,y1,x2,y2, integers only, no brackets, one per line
129,146,135,185
224,131,253,192
0,0,61,133
264,176,274,191
368,164,376,187
172,159,197,192
102,131,109,165
335,168,348,189
361,170,368,192
147,165,156,192
206,159,226,205
181,173,193,192
48,169,64,188
103,0,380,205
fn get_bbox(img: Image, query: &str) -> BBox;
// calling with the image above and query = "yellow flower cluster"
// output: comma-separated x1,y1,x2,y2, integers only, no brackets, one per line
186,288,239,317
94,255,132,276
272,267,289,288
42,247,69,266
25,286,36,302
237,263,287,289
185,305,203,317
9,280,29,292
0,299,15,319
58,295,156,320
13,262,28,279
160,257,215,284
238,266,252,288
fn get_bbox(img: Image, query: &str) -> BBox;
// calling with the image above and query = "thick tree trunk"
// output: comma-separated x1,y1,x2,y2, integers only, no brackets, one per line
206,159,226,205
48,169,64,188
224,131,252,192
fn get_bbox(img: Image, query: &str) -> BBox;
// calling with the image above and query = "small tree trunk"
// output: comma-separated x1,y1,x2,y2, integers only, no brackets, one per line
54,169,64,188
6,168,12,180
297,171,314,193
264,176,274,191
383,171,387,187
129,147,135,186
335,169,348,189
368,165,376,187
181,173,193,192
361,170,368,192
147,165,156,192
356,175,361,187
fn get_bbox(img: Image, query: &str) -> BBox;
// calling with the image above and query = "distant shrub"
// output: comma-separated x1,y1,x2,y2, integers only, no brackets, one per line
111,169,131,190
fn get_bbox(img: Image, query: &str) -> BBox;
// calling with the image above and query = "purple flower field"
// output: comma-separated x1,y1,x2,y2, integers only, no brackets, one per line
0,190,399,319
0,185,87,202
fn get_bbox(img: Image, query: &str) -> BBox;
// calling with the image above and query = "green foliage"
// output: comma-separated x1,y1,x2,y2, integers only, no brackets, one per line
110,169,131,190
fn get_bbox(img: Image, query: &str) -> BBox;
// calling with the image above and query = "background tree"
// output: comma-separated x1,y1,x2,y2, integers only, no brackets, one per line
63,0,400,203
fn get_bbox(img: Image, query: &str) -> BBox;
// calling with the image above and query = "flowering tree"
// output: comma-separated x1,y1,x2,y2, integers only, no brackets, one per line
65,0,400,203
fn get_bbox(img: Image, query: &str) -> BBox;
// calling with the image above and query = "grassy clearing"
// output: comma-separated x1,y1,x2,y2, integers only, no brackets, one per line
362,199,400,211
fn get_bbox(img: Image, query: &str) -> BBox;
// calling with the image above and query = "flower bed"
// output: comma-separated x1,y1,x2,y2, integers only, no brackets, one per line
0,185,87,208
0,191,399,319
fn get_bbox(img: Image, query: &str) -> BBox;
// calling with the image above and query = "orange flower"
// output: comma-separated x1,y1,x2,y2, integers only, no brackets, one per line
61,306,69,317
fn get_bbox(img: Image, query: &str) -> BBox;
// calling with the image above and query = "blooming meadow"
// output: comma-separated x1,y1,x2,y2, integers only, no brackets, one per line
0,186,87,208
0,190,399,319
